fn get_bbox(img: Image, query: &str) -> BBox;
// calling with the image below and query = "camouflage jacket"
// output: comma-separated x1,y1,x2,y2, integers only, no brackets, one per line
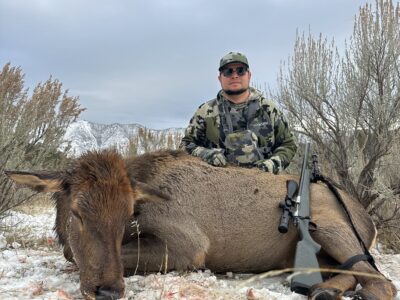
180,88,297,172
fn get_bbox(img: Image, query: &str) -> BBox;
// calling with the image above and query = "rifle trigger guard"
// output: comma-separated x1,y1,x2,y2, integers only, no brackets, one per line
309,221,318,232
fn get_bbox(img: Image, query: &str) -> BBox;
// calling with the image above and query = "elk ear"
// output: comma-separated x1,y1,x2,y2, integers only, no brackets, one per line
132,180,170,202
4,170,64,193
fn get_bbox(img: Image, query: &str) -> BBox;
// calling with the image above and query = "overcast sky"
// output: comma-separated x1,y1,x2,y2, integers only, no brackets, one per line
0,0,374,129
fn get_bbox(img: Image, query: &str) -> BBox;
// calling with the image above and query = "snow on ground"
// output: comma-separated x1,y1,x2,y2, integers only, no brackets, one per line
0,209,399,300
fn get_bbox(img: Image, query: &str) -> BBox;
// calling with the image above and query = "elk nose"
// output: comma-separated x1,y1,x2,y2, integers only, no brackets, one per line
95,285,123,300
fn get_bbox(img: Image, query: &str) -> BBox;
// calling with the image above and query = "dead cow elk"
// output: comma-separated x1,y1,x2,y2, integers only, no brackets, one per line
5,150,397,300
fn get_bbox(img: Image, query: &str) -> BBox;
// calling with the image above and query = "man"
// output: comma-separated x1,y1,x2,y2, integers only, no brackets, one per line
180,52,297,174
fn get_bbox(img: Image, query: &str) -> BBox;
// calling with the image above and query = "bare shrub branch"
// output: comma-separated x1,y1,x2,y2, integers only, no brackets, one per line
273,0,400,251
0,63,84,215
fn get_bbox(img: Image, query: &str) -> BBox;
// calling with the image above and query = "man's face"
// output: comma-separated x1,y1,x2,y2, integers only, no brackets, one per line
218,63,251,94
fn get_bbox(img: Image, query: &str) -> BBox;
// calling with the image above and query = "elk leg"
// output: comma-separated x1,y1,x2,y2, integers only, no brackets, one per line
349,261,397,300
310,225,397,300
309,274,356,300
121,233,208,274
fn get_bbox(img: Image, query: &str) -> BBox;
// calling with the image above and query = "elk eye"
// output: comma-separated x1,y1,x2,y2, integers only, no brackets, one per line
71,210,83,224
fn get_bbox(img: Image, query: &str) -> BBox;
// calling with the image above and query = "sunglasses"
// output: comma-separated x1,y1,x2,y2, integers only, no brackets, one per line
221,66,248,77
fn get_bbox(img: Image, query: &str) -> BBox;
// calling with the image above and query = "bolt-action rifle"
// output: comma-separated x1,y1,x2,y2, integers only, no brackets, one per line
278,142,323,295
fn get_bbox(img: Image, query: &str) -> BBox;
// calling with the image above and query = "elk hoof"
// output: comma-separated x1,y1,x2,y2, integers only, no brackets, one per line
348,290,380,300
95,288,121,300
344,291,364,299
309,287,341,300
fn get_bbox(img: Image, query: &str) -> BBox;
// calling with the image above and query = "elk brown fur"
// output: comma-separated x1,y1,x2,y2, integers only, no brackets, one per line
6,150,397,300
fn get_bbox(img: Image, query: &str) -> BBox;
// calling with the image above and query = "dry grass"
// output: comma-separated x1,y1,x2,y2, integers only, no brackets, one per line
378,229,400,254
1,224,57,250
1,194,56,250
13,194,53,215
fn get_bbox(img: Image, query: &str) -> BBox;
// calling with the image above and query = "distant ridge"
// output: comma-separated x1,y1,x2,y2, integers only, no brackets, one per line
63,120,185,157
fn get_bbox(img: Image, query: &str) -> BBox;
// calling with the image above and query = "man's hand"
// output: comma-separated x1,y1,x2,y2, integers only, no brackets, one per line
255,158,281,174
194,148,227,167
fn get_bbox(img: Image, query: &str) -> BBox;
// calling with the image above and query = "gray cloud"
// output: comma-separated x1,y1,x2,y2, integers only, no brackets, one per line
0,0,373,129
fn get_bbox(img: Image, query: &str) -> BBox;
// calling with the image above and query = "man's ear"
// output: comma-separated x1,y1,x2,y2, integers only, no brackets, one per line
132,180,170,203
4,170,64,193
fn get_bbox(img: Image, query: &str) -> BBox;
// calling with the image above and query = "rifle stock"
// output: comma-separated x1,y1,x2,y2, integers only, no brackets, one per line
291,216,323,294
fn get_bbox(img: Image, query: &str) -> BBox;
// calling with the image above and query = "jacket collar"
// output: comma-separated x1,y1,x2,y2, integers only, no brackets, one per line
217,87,263,104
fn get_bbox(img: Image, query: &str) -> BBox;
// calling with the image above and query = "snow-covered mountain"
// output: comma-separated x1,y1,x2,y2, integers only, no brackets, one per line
63,120,185,157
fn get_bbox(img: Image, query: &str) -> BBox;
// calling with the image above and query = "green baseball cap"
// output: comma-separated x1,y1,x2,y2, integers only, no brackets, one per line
219,52,249,71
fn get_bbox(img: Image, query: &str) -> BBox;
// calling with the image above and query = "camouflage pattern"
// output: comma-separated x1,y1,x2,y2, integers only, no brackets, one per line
224,129,263,166
192,147,227,167
255,156,283,174
180,88,297,173
219,52,249,70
